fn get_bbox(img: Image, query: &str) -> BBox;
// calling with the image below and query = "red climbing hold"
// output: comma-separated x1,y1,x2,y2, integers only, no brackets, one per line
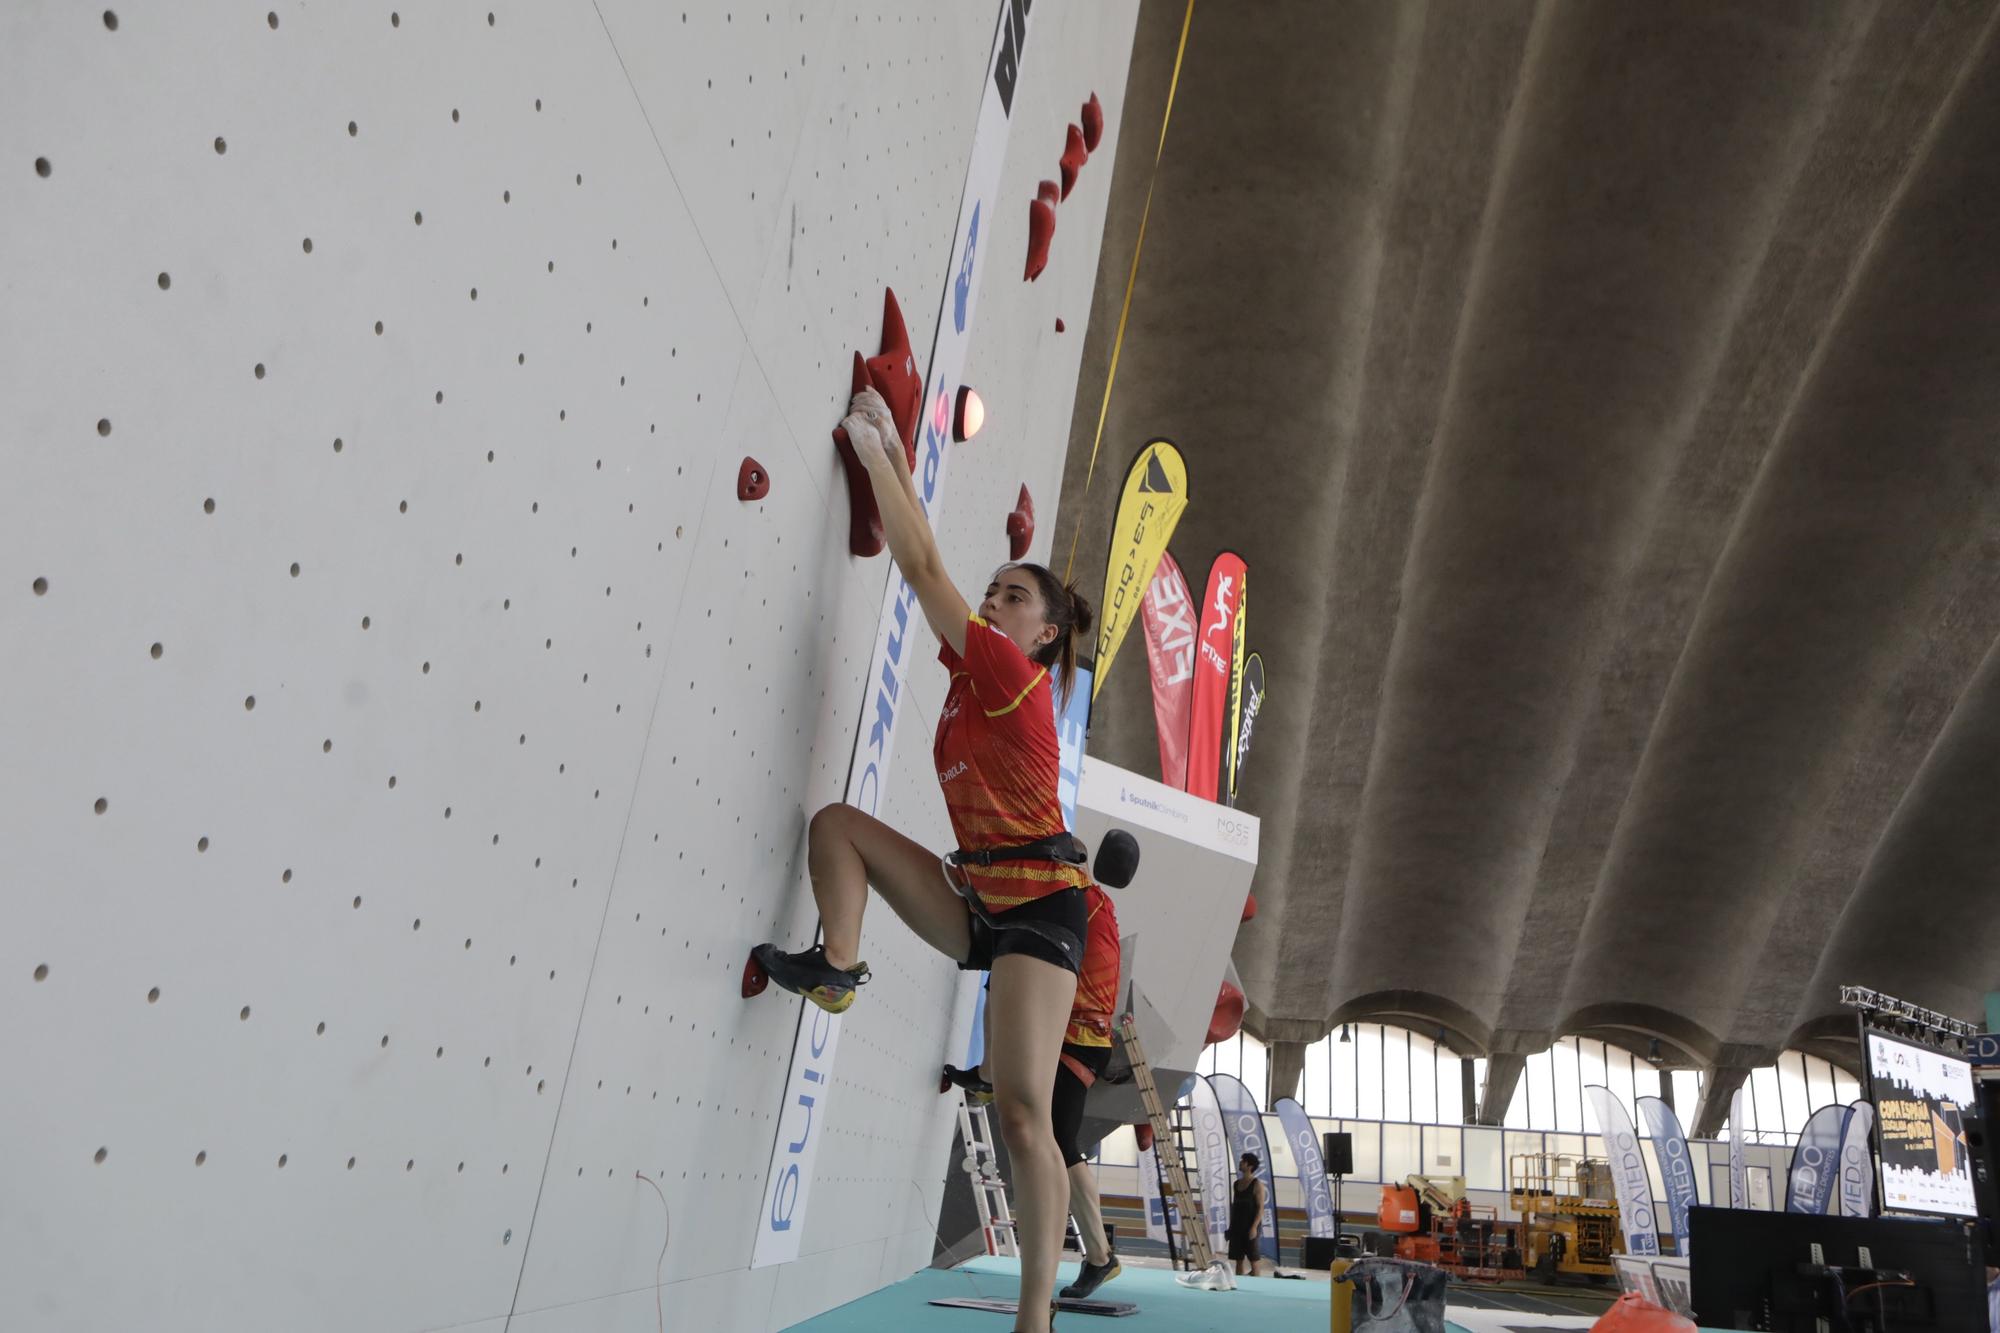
1133,1121,1155,1153
1026,197,1056,281
1241,891,1258,924
832,288,924,556
737,457,770,501
1206,979,1246,1046
741,949,770,999
1006,485,1035,561
1082,93,1104,152
1059,123,1088,200
1055,318,1066,334
1037,178,1060,211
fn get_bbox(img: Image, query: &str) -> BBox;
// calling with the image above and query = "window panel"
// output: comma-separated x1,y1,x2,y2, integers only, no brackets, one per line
1383,1123,1422,1183
1347,1120,1382,1182
1357,1025,1385,1122
1384,1029,1412,1123
1465,1128,1506,1190
1552,1038,1583,1131
1423,1124,1462,1175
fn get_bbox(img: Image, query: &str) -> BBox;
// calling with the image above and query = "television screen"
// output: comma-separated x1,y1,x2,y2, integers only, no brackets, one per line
1863,1028,1978,1219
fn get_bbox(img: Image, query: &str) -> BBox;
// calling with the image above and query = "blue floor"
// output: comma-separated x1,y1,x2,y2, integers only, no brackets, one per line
781,1256,1450,1332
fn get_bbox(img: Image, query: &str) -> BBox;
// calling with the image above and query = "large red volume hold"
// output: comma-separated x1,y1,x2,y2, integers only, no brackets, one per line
737,457,770,501
1059,123,1088,200
830,288,924,556
1025,197,1056,281
1006,484,1035,560
1206,979,1246,1046
1081,93,1104,151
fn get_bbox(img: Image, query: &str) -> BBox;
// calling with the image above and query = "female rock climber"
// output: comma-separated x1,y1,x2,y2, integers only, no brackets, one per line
752,385,1095,1333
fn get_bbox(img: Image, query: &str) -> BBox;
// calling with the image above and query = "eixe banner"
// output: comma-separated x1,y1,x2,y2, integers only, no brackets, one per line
1186,552,1246,803
1095,440,1189,702
1139,549,1197,789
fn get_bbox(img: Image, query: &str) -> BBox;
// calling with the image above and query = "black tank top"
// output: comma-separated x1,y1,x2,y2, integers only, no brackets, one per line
1230,1176,1260,1232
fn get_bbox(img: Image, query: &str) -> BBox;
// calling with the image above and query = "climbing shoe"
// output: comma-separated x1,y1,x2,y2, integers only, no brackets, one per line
1059,1253,1121,1300
751,943,869,1014
942,1063,994,1105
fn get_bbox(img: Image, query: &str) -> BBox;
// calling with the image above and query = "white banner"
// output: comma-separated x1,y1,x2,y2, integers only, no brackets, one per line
1189,1076,1233,1257
1137,1144,1169,1243
1838,1101,1876,1217
1728,1088,1748,1209
753,0,1037,1270
1584,1084,1661,1256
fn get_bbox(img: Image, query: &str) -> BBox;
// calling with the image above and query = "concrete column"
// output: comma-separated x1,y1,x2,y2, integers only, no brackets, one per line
1267,1039,1309,1108
1461,1058,1478,1123
1690,1064,1753,1139
1477,1052,1527,1126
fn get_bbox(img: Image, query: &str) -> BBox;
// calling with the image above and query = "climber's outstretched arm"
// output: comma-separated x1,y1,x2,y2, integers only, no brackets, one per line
843,387,971,657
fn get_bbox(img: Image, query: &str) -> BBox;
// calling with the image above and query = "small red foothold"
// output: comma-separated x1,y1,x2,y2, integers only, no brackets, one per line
1026,199,1056,281
1134,1121,1155,1153
741,950,769,999
737,457,770,502
1082,94,1104,152
1241,891,1257,924
1055,318,1066,334
1037,179,1060,210
1006,484,1035,560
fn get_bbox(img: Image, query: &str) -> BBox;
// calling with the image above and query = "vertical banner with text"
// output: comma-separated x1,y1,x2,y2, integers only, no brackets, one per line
1140,549,1197,788
1584,1085,1662,1256
1275,1097,1336,1237
1186,552,1246,803
1636,1095,1698,1255
1095,440,1190,702
754,0,1035,1269
1189,1075,1234,1257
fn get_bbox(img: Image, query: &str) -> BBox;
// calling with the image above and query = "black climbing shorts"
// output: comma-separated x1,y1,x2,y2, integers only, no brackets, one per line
1227,1230,1263,1263
959,885,1087,977
1052,1040,1115,1168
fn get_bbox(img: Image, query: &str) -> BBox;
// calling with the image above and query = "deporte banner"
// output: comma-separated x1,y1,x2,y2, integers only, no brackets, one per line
1095,440,1189,702
1838,1101,1876,1217
1584,1085,1661,1256
754,0,1035,1269
1786,1104,1850,1214
1728,1089,1748,1209
1209,1073,1279,1248
1186,552,1246,803
1140,549,1196,789
1188,1075,1234,1257
1275,1097,1335,1238
1636,1095,1697,1255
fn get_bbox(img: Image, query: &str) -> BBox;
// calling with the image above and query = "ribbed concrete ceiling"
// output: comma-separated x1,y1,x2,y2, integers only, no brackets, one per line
1054,0,2000,1105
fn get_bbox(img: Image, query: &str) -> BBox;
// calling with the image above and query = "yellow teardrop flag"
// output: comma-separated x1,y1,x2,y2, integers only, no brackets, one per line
1094,440,1190,700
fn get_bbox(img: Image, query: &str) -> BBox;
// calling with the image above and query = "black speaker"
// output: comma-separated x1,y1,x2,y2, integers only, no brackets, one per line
1301,1236,1341,1270
1324,1131,1354,1177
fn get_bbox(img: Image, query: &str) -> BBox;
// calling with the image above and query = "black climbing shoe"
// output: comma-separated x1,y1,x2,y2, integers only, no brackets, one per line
751,943,869,1014
942,1063,994,1104
1060,1253,1121,1300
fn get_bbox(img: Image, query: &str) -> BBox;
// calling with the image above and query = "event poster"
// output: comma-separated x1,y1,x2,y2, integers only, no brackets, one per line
1865,1030,1977,1218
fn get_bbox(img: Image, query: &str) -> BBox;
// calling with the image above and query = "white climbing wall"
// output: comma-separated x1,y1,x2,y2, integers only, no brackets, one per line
0,3,1139,1331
